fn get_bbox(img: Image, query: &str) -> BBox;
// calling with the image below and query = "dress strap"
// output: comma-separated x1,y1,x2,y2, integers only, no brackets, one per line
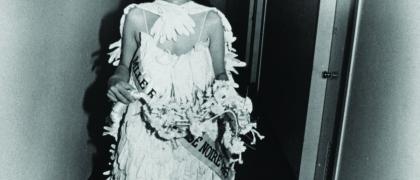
197,11,210,43
142,9,150,34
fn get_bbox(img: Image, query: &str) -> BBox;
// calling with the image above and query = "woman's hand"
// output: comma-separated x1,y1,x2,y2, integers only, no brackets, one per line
107,76,136,104
106,8,143,104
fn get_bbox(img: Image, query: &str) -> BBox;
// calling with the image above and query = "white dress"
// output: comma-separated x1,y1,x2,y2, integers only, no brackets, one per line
103,1,261,180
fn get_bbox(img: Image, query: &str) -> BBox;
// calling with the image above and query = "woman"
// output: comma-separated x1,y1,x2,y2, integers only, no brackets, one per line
105,0,262,179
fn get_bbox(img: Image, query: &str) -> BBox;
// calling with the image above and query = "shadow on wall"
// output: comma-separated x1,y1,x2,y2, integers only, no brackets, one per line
83,1,149,179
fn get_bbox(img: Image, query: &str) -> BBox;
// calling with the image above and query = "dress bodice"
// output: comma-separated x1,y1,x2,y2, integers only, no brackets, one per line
107,0,246,93
133,32,215,103
125,1,218,104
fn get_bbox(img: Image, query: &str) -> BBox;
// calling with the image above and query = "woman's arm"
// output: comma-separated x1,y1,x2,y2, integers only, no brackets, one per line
107,9,144,104
207,12,228,81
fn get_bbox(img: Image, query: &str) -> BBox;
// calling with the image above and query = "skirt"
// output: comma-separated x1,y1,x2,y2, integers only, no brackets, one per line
111,101,222,180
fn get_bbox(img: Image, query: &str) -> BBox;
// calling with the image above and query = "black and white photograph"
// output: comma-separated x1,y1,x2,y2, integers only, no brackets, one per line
1,0,420,180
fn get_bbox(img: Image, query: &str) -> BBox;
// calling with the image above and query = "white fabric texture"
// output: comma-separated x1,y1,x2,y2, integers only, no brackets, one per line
106,1,246,179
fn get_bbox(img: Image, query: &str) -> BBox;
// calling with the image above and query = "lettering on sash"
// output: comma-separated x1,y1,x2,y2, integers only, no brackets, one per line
131,59,156,99
180,134,234,180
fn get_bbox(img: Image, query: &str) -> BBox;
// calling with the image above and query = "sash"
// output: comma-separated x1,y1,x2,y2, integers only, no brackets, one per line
131,60,235,180
180,134,235,180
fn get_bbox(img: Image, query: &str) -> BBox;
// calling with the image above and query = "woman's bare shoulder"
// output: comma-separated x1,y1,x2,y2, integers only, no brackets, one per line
124,6,148,32
206,10,223,27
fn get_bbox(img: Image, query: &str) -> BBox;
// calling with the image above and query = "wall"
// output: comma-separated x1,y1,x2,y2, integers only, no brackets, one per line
335,0,420,179
0,0,119,179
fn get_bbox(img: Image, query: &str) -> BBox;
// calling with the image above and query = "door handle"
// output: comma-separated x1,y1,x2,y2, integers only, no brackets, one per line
322,71,339,79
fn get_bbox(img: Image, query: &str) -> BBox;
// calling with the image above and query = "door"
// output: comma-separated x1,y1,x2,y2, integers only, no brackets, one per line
299,0,359,179
214,0,324,179
248,0,321,179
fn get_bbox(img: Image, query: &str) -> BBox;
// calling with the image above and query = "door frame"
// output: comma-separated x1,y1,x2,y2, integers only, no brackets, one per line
299,0,358,179
298,0,338,178
245,0,267,100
